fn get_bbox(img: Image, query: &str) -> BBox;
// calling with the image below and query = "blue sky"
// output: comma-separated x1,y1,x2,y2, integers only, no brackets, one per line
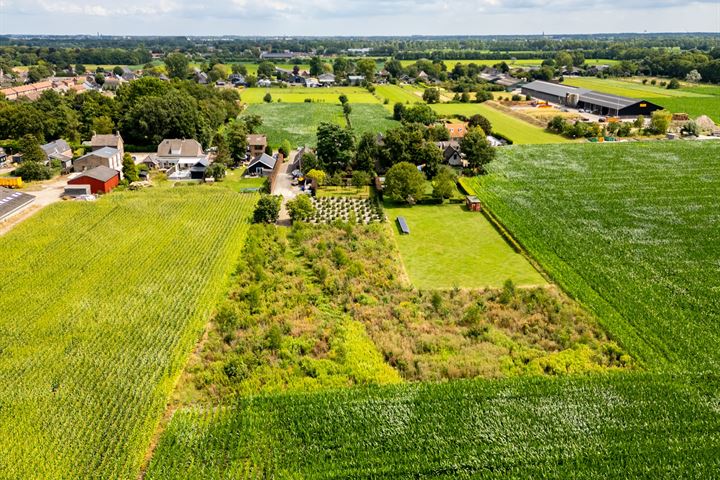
1,0,718,35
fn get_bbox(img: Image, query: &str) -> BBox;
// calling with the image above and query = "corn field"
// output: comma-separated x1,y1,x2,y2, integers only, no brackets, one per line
467,141,720,372
145,373,720,479
0,187,257,478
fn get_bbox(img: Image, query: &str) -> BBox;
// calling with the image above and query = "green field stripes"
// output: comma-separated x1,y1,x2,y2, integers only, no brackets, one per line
145,373,720,479
472,142,720,371
0,187,257,478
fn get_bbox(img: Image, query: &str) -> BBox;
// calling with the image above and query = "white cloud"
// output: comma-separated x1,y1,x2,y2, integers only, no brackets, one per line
2,0,718,33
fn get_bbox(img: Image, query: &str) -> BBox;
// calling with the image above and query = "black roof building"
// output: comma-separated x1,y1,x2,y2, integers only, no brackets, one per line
0,187,35,221
521,80,662,117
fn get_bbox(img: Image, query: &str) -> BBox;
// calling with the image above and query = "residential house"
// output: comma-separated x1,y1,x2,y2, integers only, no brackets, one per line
74,147,123,174
91,133,125,157
149,138,209,180
121,67,137,81
194,70,209,84
41,139,73,172
247,134,268,159
0,147,7,163
445,122,468,140
246,153,277,176
318,73,336,86
257,78,272,88
229,74,246,86
0,81,53,101
416,71,429,82
436,140,465,167
348,75,365,86
68,166,120,194
304,77,320,88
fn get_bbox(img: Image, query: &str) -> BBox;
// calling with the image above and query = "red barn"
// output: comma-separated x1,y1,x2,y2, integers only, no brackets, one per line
68,166,120,194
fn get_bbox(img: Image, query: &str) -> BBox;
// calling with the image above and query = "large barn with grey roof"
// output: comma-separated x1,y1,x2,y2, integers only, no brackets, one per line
521,80,662,117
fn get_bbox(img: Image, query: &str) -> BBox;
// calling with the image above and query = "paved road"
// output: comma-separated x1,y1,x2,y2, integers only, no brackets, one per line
272,153,298,226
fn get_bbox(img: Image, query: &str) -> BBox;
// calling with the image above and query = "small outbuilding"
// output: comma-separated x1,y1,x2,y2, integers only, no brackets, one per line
68,166,120,194
466,195,482,212
246,153,277,176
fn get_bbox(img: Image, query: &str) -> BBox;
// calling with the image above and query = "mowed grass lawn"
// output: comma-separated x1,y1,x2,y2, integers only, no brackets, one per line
562,77,720,122
431,103,571,144
244,103,399,147
240,86,379,104
385,203,545,289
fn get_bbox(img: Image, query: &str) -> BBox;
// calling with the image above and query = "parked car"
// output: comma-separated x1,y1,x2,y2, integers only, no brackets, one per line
598,117,607,123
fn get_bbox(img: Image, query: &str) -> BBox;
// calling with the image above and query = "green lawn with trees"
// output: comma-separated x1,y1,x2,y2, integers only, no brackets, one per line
384,203,546,289
244,103,398,148
240,86,379,104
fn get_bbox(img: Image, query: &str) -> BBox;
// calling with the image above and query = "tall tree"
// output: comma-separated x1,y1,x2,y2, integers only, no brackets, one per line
353,132,378,173
309,56,324,77
316,123,355,174
226,121,248,163
19,134,46,164
122,153,139,183
164,52,189,79
460,127,495,174
384,162,425,204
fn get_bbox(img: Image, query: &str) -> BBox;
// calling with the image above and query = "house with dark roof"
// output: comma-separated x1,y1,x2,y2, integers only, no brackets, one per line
41,139,73,171
0,187,34,221
436,141,464,167
521,80,662,117
68,166,120,194
246,153,277,176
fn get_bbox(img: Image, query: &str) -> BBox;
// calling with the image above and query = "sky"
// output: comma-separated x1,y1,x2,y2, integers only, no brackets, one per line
0,0,718,36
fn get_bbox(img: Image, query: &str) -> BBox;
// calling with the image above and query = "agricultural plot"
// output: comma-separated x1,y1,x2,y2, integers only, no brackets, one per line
309,197,384,224
145,373,719,479
384,203,545,289
0,187,257,479
562,77,720,122
431,103,571,144
375,84,425,105
244,103,399,148
240,86,379,104
398,58,620,68
470,142,720,372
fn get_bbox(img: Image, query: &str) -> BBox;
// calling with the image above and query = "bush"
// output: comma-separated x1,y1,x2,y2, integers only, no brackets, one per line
287,195,315,222
511,94,522,101
14,161,52,181
253,195,281,223
263,93,272,103
666,78,680,89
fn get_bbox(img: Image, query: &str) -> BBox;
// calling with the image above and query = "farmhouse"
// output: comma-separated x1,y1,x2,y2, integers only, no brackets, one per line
436,140,464,167
246,153,277,176
0,187,35,221
90,133,125,157
247,134,268,158
41,139,73,171
150,139,209,180
318,73,336,86
68,166,120,194
445,122,467,140
521,80,662,117
74,147,123,174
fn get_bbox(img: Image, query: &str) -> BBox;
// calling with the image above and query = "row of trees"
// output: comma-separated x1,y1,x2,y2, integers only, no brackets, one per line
0,77,241,149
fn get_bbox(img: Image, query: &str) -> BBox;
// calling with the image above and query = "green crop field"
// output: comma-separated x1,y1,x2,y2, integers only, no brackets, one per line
240,86,380,104
145,373,719,479
244,103,399,148
0,187,257,478
384,203,545,289
399,58,620,68
468,141,720,371
375,84,425,105
562,77,720,122
431,103,572,144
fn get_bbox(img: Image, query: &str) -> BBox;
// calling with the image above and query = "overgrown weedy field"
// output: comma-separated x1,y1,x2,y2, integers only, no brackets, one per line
0,187,257,478
467,141,720,371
